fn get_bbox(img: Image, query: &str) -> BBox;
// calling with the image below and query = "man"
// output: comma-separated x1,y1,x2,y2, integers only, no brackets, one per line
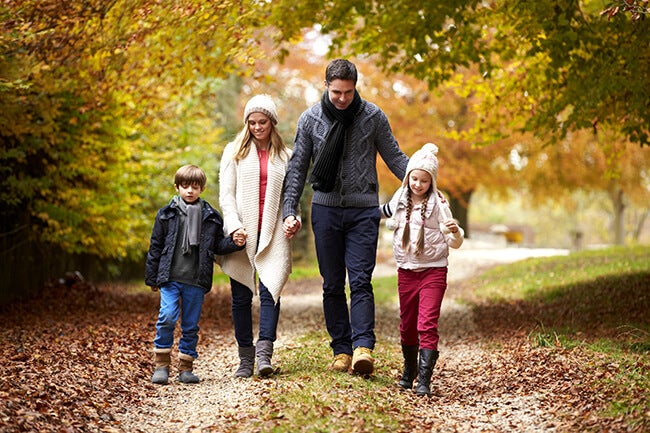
282,59,408,375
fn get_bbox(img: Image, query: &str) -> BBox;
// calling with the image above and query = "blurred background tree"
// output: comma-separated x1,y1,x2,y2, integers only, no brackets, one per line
1,0,648,302
0,0,263,300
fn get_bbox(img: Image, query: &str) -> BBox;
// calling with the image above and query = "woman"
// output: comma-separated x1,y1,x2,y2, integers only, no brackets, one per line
219,94,296,377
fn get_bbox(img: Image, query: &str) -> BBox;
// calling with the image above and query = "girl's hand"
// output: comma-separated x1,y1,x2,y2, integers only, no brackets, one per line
443,219,459,234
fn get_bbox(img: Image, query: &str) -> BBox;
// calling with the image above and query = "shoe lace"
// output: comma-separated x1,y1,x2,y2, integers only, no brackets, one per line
356,347,372,355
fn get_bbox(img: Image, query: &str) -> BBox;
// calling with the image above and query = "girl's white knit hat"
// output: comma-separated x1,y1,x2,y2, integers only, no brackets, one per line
243,94,278,125
403,142,439,187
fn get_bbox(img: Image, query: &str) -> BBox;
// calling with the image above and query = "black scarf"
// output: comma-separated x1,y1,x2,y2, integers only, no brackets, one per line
309,89,362,192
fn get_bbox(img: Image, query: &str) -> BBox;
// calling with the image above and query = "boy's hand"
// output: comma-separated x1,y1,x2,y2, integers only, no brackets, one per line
232,228,247,247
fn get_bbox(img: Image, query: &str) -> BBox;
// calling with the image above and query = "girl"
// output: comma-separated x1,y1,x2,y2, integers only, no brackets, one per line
380,143,464,396
219,94,295,378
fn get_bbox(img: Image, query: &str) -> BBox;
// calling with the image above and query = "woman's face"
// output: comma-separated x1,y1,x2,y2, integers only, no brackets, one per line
247,112,272,144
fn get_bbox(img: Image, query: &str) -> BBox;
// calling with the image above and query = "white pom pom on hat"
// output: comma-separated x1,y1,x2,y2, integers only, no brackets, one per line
243,94,279,125
403,142,440,186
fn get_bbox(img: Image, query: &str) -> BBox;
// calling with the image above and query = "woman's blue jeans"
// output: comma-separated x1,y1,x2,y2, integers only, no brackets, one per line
231,278,280,347
153,281,205,358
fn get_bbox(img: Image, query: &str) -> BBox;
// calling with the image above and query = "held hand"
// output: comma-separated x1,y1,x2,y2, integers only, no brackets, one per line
150,286,159,292
232,228,248,246
283,216,301,239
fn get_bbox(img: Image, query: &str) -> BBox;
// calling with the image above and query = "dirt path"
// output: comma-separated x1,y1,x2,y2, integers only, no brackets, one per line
115,241,568,433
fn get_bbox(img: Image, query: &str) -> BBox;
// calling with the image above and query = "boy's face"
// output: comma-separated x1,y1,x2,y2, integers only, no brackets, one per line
175,183,203,204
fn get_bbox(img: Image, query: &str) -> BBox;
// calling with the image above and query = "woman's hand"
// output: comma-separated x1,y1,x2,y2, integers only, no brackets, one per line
283,216,301,239
232,228,248,246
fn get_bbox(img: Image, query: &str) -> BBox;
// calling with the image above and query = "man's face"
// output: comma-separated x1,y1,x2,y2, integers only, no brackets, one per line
325,79,356,110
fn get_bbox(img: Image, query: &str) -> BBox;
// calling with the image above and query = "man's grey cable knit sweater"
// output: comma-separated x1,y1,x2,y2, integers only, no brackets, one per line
283,99,409,218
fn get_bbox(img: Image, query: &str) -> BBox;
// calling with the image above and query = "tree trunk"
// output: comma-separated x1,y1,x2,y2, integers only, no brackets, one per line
609,187,626,245
448,190,473,239
632,209,648,242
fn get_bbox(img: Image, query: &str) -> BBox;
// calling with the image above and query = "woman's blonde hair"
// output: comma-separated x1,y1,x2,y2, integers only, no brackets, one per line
231,119,288,163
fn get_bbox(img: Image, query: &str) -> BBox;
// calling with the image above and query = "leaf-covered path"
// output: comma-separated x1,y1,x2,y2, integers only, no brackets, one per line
113,243,573,433
3,242,640,432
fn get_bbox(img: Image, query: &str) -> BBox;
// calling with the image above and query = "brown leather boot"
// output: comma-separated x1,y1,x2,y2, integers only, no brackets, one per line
177,353,200,383
151,347,171,385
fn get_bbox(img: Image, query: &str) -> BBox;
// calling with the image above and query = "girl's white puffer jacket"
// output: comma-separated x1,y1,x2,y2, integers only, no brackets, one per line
380,187,463,270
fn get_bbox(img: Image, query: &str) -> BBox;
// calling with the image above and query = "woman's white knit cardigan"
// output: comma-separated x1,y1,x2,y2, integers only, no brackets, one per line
218,141,292,303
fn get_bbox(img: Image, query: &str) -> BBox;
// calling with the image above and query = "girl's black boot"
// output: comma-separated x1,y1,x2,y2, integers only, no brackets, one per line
397,344,419,389
415,349,439,397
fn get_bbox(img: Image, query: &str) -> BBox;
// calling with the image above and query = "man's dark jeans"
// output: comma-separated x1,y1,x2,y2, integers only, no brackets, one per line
311,204,380,355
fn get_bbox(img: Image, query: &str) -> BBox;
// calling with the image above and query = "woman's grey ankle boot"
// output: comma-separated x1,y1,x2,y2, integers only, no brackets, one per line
256,340,274,377
235,346,255,378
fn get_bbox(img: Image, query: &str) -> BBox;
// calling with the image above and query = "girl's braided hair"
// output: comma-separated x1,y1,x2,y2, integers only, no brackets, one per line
401,187,432,255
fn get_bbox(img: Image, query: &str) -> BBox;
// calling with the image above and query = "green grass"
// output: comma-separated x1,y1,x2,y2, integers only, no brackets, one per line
248,245,649,431
470,245,650,424
235,332,412,433
371,275,399,306
472,245,650,303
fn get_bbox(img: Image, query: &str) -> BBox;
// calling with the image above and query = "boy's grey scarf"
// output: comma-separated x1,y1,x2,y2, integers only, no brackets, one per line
173,196,202,255
309,89,362,192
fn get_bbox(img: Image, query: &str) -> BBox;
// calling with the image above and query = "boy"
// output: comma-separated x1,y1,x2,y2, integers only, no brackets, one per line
145,164,245,384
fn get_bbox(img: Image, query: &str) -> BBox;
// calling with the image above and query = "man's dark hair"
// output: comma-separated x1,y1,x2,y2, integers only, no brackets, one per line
325,59,357,84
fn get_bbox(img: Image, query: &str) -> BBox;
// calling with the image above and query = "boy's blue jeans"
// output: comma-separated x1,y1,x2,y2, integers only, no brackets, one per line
311,204,379,356
154,281,205,358
231,278,280,347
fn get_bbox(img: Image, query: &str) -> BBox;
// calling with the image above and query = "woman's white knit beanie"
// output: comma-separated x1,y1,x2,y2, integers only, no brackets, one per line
243,94,278,125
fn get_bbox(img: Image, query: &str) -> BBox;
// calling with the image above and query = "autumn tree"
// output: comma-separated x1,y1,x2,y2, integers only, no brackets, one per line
505,129,650,245
266,0,650,148
263,0,650,245
0,0,264,300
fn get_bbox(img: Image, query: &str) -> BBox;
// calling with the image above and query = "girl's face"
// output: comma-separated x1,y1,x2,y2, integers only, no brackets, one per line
247,112,272,145
408,169,432,200
175,183,203,204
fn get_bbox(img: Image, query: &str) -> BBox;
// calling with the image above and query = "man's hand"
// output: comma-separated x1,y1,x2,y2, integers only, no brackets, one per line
283,215,301,239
